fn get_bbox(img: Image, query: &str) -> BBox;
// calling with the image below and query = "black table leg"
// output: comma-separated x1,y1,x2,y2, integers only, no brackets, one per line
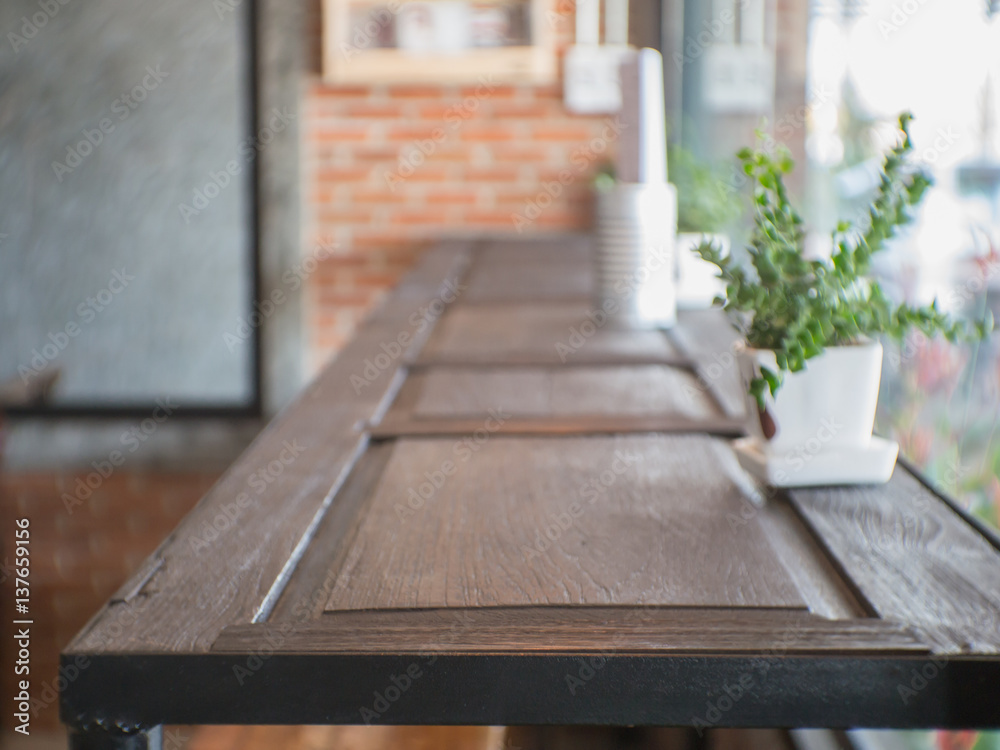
69,725,162,750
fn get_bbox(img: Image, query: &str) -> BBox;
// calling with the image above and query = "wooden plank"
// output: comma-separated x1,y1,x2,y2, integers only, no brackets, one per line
463,235,593,304
267,442,398,622
463,261,593,304
753,495,869,620
474,234,592,266
368,413,747,438
324,434,810,611
366,239,474,315
673,309,747,421
411,365,724,420
787,467,1000,654
274,444,855,625
64,243,472,654
417,303,686,366
213,607,928,655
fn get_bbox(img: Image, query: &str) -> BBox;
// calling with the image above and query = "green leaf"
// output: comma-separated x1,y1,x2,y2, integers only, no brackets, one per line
760,366,782,397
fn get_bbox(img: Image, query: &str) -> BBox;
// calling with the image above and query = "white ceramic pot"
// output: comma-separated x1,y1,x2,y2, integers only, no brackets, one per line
675,232,729,310
594,182,678,327
738,341,883,455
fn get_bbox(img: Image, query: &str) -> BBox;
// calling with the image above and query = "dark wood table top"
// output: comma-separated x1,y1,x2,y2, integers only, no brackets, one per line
62,236,1000,735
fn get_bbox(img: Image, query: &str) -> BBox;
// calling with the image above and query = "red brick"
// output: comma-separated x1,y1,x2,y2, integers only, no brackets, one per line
459,126,516,142
426,190,478,206
459,84,517,98
391,209,450,225
311,126,369,142
533,126,595,142
316,289,376,308
387,125,450,142
355,272,402,288
344,103,405,117
350,146,406,163
386,85,450,98
494,191,540,209
534,85,566,100
464,165,520,181
391,164,456,181
418,104,482,120
462,210,519,227
351,189,408,204
317,208,374,224
490,102,552,118
408,147,472,163
315,166,371,182
491,146,549,163
351,233,414,250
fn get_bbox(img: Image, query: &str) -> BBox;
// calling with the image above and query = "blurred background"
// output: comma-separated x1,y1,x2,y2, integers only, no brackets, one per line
1,0,999,747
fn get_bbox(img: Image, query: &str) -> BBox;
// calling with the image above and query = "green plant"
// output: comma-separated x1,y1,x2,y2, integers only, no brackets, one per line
668,145,741,233
696,113,992,408
592,162,617,192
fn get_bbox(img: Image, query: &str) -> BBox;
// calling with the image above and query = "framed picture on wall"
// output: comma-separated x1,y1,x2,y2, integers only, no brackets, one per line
324,0,555,84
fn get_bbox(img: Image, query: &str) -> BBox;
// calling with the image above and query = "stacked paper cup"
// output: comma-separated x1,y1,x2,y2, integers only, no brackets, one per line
595,182,677,326
595,48,677,328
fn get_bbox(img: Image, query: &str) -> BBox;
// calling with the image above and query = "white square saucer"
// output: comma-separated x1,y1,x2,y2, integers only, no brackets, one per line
733,436,900,488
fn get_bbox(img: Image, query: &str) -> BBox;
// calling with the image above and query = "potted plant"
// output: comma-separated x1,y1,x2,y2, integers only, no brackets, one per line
696,113,992,487
669,145,741,309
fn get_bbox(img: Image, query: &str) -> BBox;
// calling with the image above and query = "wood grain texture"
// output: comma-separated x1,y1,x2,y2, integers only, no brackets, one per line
787,468,1000,654
463,235,593,304
751,494,868,620
213,607,928,655
368,413,747,439
411,365,722,420
417,303,685,366
270,437,859,625
474,234,592,267
267,442,398,622
324,434,809,611
64,244,471,654
672,310,747,421
59,235,1000,732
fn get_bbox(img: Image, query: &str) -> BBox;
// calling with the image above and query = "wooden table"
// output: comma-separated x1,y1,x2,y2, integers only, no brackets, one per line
61,236,1000,749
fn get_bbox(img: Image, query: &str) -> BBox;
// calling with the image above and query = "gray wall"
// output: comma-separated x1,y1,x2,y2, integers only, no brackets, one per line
0,0,255,407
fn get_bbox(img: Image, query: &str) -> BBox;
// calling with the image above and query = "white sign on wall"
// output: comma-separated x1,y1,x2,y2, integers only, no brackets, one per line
702,44,774,113
563,45,633,115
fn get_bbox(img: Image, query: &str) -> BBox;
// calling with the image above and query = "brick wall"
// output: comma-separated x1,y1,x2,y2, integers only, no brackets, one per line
303,0,618,371
1,472,218,730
